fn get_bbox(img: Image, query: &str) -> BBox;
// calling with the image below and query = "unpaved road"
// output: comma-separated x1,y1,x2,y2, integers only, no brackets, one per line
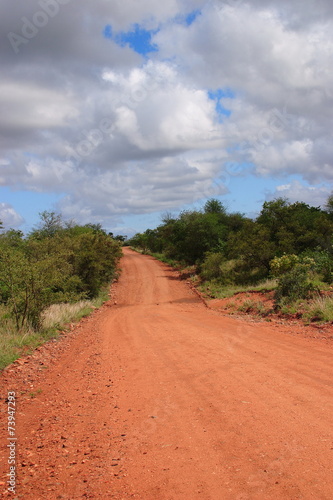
1,248,332,499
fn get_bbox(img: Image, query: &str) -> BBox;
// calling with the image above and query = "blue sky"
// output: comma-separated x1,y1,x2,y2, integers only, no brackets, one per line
104,24,159,56
1,1,333,235
208,89,233,120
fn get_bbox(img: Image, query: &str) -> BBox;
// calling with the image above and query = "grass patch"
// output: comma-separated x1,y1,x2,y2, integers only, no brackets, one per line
237,299,257,313
0,286,112,371
199,279,278,300
274,295,333,324
237,299,272,316
0,317,45,370
131,248,186,270
41,300,96,329
150,253,183,268
303,296,333,323
130,246,145,254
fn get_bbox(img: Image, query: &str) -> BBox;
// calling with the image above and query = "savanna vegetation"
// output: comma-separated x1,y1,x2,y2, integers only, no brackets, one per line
0,212,122,369
128,195,333,324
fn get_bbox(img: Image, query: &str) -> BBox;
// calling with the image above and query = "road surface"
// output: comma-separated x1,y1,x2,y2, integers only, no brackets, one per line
0,248,332,499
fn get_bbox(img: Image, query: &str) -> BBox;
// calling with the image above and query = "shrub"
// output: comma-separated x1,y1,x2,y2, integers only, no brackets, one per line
201,253,225,280
0,220,121,331
274,264,318,305
312,251,333,283
270,254,300,277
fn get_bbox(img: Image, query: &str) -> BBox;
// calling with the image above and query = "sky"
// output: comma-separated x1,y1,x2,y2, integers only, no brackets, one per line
1,0,333,236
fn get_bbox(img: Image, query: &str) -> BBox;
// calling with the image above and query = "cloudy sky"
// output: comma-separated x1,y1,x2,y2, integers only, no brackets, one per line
1,0,333,235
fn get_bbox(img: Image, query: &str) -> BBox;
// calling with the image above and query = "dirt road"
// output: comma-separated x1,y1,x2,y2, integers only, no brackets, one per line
1,248,332,499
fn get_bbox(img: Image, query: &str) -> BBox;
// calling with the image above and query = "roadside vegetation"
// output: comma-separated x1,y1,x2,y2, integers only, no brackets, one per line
0,212,122,369
128,195,333,325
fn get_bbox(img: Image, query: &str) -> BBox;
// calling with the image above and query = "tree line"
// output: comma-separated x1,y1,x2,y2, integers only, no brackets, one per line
128,196,333,303
0,212,122,331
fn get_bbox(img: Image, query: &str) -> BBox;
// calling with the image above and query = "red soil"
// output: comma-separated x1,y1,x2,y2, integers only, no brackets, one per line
0,248,332,499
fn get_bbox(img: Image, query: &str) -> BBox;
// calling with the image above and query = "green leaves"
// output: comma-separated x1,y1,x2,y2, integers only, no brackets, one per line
0,218,121,331
270,254,318,305
204,199,227,215
257,198,333,255
72,231,122,298
324,193,333,217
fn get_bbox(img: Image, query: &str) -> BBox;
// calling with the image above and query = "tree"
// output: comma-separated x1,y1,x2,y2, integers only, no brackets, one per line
204,198,227,215
226,212,248,232
31,211,63,239
172,211,226,264
160,212,176,224
324,192,333,218
0,236,73,330
257,198,333,255
70,231,121,298
84,223,105,234
0,219,122,331
227,220,276,283
114,235,127,243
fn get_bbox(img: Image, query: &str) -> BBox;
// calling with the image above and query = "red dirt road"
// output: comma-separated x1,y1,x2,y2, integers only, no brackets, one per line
1,248,333,499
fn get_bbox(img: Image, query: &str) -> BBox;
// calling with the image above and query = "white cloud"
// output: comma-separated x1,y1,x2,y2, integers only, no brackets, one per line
154,2,333,174
0,81,78,130
272,180,331,207
113,81,222,151
0,0,332,230
58,152,229,225
0,203,24,229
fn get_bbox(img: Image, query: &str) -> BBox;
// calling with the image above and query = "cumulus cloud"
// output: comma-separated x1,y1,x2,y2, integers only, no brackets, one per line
0,203,24,229
270,180,331,207
154,1,333,177
0,0,332,230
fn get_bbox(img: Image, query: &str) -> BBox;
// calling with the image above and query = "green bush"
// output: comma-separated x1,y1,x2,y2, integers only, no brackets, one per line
0,215,121,331
270,254,300,276
274,264,318,305
312,251,333,283
200,252,225,280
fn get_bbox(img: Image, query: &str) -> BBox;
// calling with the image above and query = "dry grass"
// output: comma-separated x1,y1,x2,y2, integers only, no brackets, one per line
0,302,94,371
41,301,95,329
0,288,110,371
303,296,333,323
